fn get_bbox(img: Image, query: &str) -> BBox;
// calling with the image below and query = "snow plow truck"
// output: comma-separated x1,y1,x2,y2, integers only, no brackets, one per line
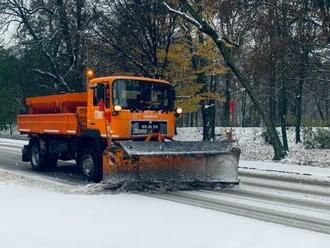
17,75,240,184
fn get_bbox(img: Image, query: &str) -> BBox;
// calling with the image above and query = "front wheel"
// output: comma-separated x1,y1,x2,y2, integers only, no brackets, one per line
80,147,102,183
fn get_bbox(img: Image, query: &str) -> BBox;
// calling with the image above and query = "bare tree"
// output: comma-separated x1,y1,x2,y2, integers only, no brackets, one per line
0,0,95,91
92,0,177,77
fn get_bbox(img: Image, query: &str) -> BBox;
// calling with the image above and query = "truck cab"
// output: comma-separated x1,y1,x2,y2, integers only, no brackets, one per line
18,76,180,182
87,76,176,140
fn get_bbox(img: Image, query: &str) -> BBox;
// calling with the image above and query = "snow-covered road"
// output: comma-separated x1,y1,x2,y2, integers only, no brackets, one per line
1,169,330,248
154,173,330,234
0,138,330,247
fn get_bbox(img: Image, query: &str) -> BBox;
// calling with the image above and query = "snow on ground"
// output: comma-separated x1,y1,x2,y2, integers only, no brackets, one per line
0,168,76,192
0,138,28,146
239,160,330,184
175,127,330,168
0,169,330,248
1,134,330,246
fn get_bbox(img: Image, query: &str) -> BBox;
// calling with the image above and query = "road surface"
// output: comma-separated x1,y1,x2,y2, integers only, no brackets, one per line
1,138,330,234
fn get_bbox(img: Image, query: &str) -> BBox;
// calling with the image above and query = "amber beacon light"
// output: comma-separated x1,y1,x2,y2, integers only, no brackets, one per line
86,68,95,79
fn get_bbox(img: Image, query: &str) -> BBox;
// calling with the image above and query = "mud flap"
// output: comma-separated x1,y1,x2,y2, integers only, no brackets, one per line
103,141,240,184
22,145,31,162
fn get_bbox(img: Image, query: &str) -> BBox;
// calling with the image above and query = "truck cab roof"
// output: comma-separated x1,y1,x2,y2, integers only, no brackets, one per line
89,76,171,85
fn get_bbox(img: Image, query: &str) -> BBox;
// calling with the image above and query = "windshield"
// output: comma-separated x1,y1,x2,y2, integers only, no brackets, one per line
112,79,174,111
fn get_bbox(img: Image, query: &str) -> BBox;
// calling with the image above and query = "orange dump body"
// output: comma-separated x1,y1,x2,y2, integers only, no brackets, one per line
26,92,87,114
18,93,87,135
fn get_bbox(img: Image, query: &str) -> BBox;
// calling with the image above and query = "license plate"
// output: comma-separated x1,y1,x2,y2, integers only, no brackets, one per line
131,121,167,135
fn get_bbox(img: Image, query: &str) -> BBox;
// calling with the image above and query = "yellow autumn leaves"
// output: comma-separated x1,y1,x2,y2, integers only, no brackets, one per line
158,37,228,112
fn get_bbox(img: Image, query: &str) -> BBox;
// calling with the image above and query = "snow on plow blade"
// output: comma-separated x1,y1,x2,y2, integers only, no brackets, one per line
103,141,240,184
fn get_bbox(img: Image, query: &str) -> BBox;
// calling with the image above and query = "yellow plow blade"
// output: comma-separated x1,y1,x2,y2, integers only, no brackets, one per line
103,141,240,185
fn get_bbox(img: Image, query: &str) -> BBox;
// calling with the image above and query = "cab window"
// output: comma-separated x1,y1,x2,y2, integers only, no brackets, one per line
93,84,110,108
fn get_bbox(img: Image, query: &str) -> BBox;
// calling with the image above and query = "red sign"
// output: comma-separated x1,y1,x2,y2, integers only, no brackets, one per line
229,100,235,113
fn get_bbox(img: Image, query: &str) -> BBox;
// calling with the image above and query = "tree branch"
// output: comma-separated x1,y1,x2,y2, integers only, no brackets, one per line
163,2,202,29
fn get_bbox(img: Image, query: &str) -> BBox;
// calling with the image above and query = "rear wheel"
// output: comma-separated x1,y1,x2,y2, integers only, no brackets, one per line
80,147,102,183
30,141,57,171
31,142,43,171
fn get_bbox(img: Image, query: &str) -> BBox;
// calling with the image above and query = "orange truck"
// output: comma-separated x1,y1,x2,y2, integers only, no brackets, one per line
17,75,240,184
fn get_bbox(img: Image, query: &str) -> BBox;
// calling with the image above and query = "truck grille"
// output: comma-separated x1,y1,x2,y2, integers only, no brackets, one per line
131,121,167,136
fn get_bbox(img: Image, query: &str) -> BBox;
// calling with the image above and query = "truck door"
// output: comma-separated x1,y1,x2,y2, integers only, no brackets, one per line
87,83,111,137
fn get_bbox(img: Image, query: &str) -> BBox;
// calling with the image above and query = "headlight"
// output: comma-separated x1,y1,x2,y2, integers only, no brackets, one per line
176,108,183,114
114,105,122,112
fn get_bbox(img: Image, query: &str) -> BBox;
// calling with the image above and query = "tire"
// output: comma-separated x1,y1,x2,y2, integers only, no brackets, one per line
80,147,102,183
30,141,44,171
30,141,57,171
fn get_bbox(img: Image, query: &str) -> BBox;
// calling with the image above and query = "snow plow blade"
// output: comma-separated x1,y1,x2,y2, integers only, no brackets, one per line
103,141,240,185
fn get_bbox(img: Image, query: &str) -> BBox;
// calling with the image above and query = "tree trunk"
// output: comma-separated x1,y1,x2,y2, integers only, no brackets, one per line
210,100,216,140
201,103,210,140
201,99,216,140
241,89,247,127
268,76,277,124
268,43,277,125
223,76,230,127
316,100,325,121
268,4,278,125
280,81,289,151
279,0,288,151
210,75,216,139
326,100,329,122
9,123,13,135
295,49,307,143
194,34,211,140
295,79,303,143
195,111,199,127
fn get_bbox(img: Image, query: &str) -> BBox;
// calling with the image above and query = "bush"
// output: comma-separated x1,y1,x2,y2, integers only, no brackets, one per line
302,118,330,127
303,128,330,149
